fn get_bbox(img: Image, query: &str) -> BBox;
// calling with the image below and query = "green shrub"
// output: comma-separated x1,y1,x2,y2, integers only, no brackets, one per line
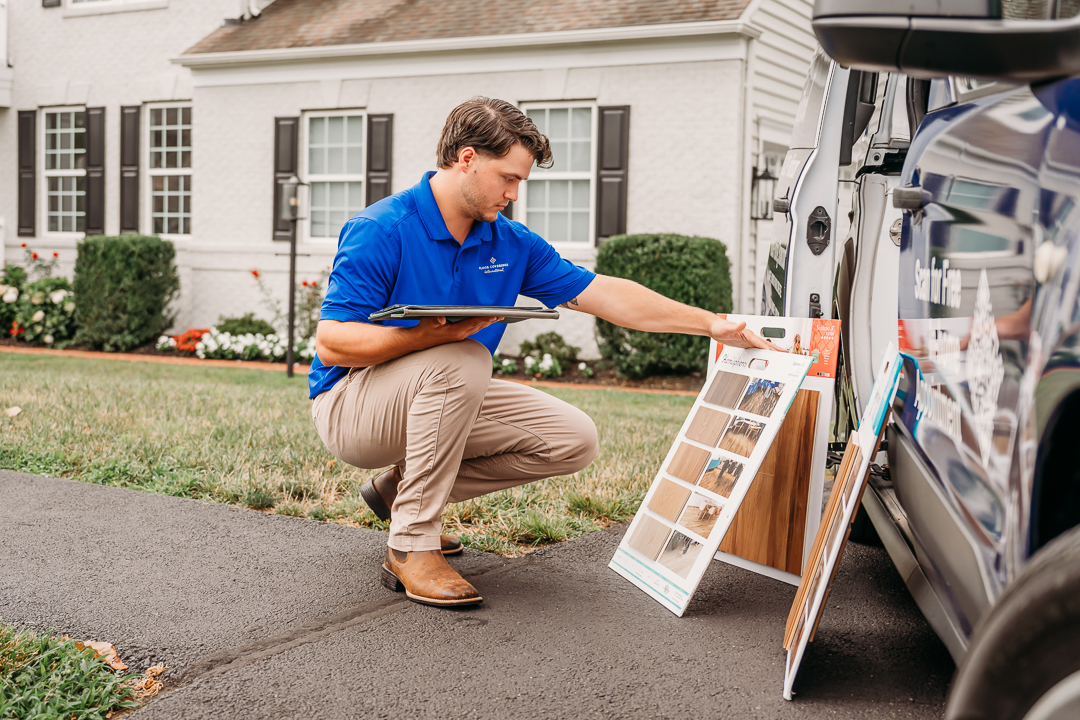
73,234,180,352
215,312,277,336
594,234,732,379
520,332,579,367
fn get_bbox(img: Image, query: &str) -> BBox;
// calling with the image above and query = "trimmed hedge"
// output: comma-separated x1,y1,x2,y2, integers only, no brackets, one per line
595,234,732,379
73,234,180,351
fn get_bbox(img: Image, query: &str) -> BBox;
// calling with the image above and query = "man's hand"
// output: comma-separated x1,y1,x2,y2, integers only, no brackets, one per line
411,315,503,345
709,316,780,351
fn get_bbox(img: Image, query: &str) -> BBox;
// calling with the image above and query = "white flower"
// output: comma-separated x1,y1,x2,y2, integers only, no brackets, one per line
502,359,513,367
63,301,75,313
2,289,17,304
578,362,587,370
524,356,536,368
49,289,68,304
43,334,54,345
31,310,45,323
31,293,44,305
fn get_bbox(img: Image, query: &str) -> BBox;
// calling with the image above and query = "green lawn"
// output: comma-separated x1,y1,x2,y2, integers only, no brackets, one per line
0,354,691,554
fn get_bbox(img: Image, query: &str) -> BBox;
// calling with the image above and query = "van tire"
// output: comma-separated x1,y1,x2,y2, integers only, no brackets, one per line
945,524,1080,720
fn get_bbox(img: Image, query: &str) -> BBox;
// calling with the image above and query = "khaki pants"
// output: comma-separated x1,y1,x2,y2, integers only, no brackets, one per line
311,340,598,552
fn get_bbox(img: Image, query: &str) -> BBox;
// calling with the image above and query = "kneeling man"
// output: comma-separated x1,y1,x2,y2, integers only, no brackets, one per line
311,97,771,608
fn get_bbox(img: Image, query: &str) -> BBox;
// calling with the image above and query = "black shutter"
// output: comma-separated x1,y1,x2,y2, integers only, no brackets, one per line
120,106,140,233
17,111,36,237
85,107,105,235
366,114,393,206
273,117,298,241
596,105,630,242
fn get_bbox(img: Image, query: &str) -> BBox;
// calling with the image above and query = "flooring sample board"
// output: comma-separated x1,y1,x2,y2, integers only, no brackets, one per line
781,343,902,701
710,316,841,584
610,347,813,617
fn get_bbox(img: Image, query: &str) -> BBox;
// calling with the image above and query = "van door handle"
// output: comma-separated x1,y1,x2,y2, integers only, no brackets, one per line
893,185,932,210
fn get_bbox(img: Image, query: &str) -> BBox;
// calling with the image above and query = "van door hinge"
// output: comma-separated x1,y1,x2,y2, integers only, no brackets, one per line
809,292,823,318
806,206,831,255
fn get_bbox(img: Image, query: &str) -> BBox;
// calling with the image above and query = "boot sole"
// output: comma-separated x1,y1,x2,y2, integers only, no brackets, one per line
380,565,483,607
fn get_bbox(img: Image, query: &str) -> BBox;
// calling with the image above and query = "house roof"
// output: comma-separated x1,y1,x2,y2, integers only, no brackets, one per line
183,0,754,55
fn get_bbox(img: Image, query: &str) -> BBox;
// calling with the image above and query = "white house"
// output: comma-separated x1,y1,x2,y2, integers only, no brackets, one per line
1,0,817,357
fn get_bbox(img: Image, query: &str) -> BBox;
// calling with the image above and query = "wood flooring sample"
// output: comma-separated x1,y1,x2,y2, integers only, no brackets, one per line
648,478,692,522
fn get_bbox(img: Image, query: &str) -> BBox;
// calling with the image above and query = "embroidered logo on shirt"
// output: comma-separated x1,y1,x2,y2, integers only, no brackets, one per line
479,256,510,274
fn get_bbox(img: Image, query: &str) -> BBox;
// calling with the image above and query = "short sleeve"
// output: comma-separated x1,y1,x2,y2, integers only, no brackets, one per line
320,217,401,324
519,233,595,308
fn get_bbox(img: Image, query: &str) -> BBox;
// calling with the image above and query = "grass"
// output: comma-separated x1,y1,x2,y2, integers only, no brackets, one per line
0,354,692,554
0,625,138,719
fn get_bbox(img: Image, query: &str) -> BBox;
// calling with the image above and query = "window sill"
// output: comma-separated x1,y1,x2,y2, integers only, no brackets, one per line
63,0,168,18
548,242,597,265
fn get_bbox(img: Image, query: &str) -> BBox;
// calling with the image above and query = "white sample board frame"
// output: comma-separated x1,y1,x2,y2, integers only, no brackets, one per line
708,315,841,586
781,342,902,700
610,347,813,617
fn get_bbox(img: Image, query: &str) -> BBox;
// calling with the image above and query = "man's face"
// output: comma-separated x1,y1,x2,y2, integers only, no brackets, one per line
459,144,534,223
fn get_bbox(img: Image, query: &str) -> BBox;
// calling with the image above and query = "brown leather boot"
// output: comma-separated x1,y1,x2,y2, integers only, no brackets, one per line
381,548,482,607
360,467,463,556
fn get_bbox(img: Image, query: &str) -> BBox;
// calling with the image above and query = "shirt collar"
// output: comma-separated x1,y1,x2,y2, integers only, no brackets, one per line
416,171,494,246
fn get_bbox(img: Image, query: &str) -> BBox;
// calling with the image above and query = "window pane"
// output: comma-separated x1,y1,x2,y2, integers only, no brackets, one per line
348,182,364,209
571,211,589,242
181,151,191,168
328,116,344,144
572,108,591,138
310,117,325,145
347,146,363,175
549,141,567,172
309,147,325,175
549,180,569,209
311,210,328,238
168,195,179,213
168,217,179,234
327,146,343,175
62,194,72,212
153,217,163,234
527,108,545,134
329,182,345,207
527,211,545,237
181,129,191,148
550,109,569,139
182,107,191,125
570,141,590,172
153,195,163,213
166,107,177,125
572,179,590,208
311,181,328,206
548,212,569,243
329,210,347,234
60,112,71,129
526,181,545,209
46,113,57,130
49,216,59,232
151,109,161,126
347,116,364,144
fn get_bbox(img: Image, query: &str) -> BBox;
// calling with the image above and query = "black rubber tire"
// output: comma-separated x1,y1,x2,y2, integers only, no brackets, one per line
846,501,882,546
945,524,1080,720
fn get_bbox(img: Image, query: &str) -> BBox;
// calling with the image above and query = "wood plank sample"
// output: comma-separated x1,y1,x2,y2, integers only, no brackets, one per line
666,442,712,484
719,389,819,575
685,406,731,446
704,370,750,409
647,478,692,522
627,514,672,561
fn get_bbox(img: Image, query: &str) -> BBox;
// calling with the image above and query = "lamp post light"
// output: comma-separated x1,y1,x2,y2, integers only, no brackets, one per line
279,174,301,378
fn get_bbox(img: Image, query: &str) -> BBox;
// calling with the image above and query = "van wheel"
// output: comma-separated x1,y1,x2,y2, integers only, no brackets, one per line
846,502,881,546
945,525,1080,720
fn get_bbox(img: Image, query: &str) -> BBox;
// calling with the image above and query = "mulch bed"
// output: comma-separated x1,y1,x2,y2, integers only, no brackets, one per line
0,337,706,394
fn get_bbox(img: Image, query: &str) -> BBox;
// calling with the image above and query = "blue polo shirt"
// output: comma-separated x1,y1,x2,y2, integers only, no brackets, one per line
308,172,596,399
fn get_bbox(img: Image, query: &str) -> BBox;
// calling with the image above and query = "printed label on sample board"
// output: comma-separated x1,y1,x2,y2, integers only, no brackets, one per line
609,347,813,616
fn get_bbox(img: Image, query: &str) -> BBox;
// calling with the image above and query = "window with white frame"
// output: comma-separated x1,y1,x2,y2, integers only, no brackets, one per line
44,109,86,233
304,112,366,239
148,106,192,235
523,105,595,244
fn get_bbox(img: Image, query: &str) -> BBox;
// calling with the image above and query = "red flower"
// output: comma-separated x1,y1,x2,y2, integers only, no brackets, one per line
301,281,308,287
172,328,210,353
20,243,26,248
52,252,59,258
251,269,260,278
31,253,38,260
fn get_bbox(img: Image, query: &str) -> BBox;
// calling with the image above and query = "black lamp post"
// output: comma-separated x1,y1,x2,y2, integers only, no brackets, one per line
279,174,301,378
750,164,778,221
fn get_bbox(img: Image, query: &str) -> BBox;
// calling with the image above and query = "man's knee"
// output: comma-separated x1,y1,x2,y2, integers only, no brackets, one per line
562,411,599,473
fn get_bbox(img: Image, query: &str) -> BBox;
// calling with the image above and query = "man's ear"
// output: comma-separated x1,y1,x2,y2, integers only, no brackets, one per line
458,146,477,171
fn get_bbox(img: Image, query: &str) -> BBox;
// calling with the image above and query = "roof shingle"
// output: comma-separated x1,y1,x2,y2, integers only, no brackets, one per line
184,0,752,55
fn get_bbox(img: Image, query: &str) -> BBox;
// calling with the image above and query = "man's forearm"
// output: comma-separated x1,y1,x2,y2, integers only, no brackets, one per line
315,320,423,367
573,276,714,335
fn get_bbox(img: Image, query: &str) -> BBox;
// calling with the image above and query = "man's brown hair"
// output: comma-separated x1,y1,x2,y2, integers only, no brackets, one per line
436,97,553,169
